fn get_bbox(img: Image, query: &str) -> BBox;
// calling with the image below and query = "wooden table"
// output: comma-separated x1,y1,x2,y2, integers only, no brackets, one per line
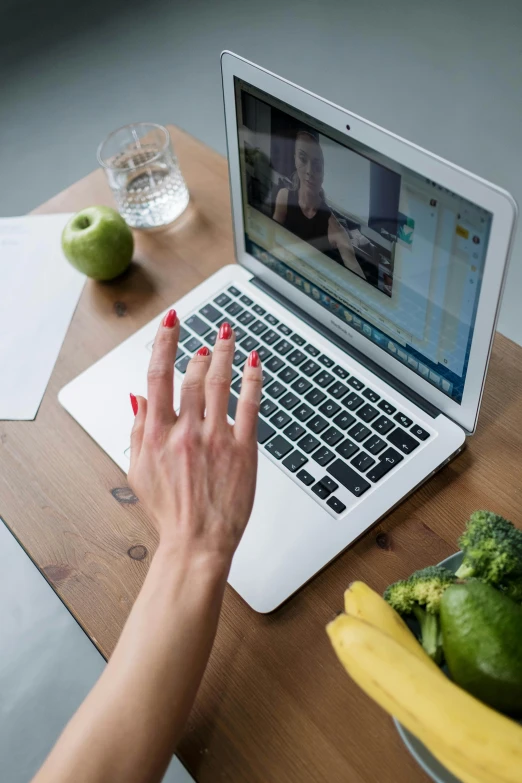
2,126,522,783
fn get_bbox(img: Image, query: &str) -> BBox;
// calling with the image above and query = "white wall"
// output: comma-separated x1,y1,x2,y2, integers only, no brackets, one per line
320,134,371,223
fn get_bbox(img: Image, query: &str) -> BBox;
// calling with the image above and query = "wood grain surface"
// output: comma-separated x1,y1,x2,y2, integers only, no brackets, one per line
1,126,521,783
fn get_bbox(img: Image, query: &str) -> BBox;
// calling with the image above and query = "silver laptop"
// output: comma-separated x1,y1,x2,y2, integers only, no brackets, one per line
59,52,517,613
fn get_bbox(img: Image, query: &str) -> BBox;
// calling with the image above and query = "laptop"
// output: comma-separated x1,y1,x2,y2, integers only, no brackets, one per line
59,52,517,613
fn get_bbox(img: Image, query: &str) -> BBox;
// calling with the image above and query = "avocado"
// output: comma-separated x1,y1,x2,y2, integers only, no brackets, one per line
440,581,522,716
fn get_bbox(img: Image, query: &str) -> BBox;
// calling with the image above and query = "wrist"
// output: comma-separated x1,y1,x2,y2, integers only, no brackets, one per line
154,539,232,585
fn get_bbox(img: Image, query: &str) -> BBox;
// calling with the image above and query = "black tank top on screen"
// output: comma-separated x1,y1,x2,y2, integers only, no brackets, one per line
283,188,332,253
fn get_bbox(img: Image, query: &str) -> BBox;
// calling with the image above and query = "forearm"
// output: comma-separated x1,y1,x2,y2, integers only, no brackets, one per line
337,241,365,278
33,545,230,783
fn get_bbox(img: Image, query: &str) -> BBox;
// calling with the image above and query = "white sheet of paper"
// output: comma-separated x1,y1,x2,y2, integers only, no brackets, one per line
0,214,85,420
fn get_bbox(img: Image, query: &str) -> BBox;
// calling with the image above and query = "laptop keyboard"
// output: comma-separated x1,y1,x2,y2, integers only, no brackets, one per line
147,285,432,516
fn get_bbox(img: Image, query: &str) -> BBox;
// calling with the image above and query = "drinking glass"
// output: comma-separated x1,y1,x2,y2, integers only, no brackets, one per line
97,123,189,229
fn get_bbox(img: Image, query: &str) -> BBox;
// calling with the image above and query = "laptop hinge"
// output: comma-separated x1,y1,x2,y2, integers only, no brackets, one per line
250,276,441,419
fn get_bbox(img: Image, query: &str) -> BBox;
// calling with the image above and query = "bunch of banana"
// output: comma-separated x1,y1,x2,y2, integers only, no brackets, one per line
328,582,522,783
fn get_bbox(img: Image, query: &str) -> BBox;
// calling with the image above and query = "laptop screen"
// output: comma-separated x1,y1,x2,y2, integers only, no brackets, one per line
234,78,493,404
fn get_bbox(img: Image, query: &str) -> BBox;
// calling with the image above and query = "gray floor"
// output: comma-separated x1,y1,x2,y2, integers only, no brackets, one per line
2,0,521,345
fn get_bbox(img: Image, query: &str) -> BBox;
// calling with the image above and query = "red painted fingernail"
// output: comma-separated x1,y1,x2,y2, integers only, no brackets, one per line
130,393,138,416
163,309,177,328
196,346,210,357
219,322,232,340
248,350,260,368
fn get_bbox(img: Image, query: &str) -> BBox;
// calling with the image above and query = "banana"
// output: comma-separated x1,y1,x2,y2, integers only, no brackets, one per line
343,582,440,670
327,614,522,783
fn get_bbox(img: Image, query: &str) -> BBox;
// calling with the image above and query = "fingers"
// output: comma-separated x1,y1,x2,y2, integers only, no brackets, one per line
205,322,235,426
179,346,212,419
234,351,263,445
146,309,179,431
129,394,148,465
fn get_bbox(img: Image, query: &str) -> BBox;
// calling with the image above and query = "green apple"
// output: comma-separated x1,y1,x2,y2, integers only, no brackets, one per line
62,206,134,281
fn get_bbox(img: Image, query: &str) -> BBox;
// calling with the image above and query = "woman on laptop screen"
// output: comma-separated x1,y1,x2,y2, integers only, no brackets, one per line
272,129,366,281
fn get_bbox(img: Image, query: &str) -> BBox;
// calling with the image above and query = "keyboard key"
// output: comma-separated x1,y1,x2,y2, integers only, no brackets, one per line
178,325,190,343
357,403,379,423
333,411,356,430
233,325,247,341
200,303,222,322
241,336,259,352
327,496,346,514
225,301,243,317
301,360,321,377
275,339,293,355
253,304,265,316
284,422,306,441
238,311,255,326
308,415,328,434
366,447,404,482
279,366,298,385
312,482,330,499
305,388,326,406
257,418,275,444
206,331,218,346
271,411,292,429
175,355,191,373
333,366,349,379
185,336,202,352
233,349,247,366
257,345,272,361
348,376,364,391
291,334,306,346
319,354,334,368
266,382,286,399
227,391,238,420
288,349,306,366
260,399,278,418
348,423,371,442
251,319,268,336
319,399,341,418
363,388,380,403
176,346,185,361
265,435,292,460
266,356,285,373
278,324,292,335
394,412,413,428
351,452,376,472
297,469,315,486
305,344,320,357
295,404,314,422
312,447,335,466
185,314,210,336
320,476,339,493
214,293,231,307
343,392,364,410
231,377,242,394
335,439,359,460
378,400,396,416
291,377,312,395
228,286,240,296
282,451,308,473
315,371,335,388
411,424,430,441
240,294,253,305
365,435,387,455
321,427,343,447
265,313,278,326
298,434,320,453
261,370,272,387
280,392,300,410
388,427,420,455
262,329,280,345
372,416,395,435
327,460,370,497
329,381,349,399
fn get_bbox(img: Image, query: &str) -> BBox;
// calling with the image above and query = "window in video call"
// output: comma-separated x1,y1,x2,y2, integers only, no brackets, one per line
234,78,493,404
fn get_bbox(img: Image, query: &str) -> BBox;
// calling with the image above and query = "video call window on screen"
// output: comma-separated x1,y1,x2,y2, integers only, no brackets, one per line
240,90,402,298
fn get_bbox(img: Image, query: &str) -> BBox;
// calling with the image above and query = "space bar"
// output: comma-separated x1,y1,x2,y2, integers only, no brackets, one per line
327,460,371,497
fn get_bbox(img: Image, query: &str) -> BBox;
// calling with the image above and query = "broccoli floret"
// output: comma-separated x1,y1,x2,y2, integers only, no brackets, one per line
384,566,456,664
456,511,522,601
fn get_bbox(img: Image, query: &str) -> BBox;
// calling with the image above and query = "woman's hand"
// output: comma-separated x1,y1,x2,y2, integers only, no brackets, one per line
128,310,262,566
